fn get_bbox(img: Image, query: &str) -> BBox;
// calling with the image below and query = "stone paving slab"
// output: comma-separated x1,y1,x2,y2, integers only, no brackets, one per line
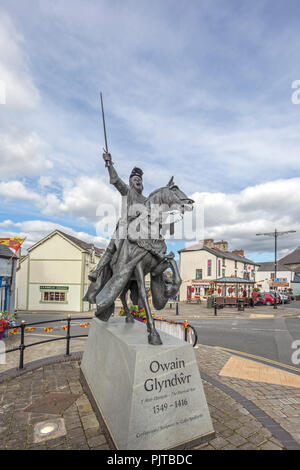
219,355,300,388
0,359,288,450
0,344,299,450
0,313,299,451
195,345,300,448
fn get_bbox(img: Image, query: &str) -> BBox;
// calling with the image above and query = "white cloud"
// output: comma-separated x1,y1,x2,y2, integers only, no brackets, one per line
38,176,53,188
0,180,41,203
0,219,108,254
1,174,299,259
0,128,53,178
190,177,300,258
0,2,300,264
0,9,39,109
0,175,120,233
0,219,14,227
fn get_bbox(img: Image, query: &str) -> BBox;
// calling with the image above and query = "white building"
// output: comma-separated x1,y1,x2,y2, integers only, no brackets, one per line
178,239,259,301
16,230,104,312
256,262,294,292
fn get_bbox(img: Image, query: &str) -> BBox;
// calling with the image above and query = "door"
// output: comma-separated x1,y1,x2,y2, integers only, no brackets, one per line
0,277,8,311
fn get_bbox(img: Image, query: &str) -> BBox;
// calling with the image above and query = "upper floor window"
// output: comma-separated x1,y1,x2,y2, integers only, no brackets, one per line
195,269,202,280
218,259,221,277
207,259,212,277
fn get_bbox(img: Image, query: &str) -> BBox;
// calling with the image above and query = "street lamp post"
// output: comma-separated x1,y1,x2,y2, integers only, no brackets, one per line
256,229,296,309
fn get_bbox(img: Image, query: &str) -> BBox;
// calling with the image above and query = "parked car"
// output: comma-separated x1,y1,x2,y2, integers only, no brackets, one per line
277,293,290,304
260,293,280,306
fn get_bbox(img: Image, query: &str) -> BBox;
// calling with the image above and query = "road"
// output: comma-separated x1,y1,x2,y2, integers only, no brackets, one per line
283,300,300,309
15,312,300,373
191,317,300,372
15,312,92,338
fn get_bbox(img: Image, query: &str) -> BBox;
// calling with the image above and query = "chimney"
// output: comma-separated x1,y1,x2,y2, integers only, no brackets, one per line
203,238,214,248
232,249,244,257
214,240,229,251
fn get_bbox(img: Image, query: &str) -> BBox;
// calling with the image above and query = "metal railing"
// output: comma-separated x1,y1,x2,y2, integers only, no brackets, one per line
0,315,198,370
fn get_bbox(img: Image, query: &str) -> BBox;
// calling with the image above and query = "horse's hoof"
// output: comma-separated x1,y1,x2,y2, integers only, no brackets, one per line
148,331,162,345
125,315,135,324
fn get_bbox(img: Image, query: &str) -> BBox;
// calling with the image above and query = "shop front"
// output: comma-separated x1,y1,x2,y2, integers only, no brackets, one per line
186,280,214,301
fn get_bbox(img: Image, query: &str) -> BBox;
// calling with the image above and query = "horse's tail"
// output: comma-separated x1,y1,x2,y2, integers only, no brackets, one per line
151,265,182,310
150,273,169,310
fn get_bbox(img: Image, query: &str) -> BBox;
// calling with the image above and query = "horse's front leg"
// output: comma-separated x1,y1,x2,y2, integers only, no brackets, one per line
120,285,134,323
134,262,162,345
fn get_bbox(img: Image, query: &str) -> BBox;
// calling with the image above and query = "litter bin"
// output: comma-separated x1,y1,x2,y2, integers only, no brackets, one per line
207,296,213,308
237,299,244,311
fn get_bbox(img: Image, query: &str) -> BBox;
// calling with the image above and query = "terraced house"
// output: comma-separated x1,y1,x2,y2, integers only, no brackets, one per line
16,230,104,312
178,239,259,301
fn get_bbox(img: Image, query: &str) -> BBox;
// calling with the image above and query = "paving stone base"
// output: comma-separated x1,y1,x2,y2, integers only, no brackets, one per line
1,348,299,450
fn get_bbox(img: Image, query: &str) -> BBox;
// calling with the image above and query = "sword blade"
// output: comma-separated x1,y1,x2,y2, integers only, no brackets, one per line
100,92,108,153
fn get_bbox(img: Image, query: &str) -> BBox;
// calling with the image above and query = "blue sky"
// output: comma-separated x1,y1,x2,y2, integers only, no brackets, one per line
0,0,300,261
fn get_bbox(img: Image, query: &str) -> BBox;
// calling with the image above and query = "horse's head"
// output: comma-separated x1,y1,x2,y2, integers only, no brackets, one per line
165,176,194,215
147,177,194,225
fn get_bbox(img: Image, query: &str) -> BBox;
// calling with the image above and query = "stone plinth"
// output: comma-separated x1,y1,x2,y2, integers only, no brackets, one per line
80,317,215,450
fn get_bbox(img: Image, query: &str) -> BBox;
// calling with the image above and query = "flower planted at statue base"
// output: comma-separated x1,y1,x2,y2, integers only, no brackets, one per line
0,311,17,339
0,319,9,340
119,305,150,323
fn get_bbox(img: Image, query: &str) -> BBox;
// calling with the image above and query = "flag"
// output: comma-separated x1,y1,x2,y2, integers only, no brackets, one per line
0,237,26,252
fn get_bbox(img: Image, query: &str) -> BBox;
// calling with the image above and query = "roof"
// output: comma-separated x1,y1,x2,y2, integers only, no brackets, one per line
257,262,292,272
178,244,258,266
279,246,300,266
28,230,105,256
213,276,255,284
0,245,17,259
55,231,104,256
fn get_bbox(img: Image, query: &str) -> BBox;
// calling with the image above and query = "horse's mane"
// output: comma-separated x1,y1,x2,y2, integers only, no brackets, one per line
147,186,171,206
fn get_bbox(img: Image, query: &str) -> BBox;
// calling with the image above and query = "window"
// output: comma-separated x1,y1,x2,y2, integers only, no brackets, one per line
195,269,202,280
222,268,226,277
207,259,212,277
222,258,226,267
218,259,221,277
235,270,237,277
43,291,66,302
235,261,238,269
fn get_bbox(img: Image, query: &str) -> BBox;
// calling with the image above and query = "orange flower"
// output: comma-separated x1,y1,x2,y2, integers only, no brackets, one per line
44,327,53,333
9,329,18,335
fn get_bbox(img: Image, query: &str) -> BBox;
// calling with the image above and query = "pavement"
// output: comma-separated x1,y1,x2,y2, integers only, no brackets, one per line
0,304,299,450
16,300,300,321
149,301,300,320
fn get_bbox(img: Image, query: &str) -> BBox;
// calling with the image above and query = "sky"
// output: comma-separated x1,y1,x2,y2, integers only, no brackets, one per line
0,0,300,262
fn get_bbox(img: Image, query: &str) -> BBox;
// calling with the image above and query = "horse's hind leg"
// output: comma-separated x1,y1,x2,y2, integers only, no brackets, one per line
120,284,134,323
134,262,162,345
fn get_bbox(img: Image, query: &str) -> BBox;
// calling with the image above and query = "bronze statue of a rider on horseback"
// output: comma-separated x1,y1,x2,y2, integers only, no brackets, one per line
83,95,194,345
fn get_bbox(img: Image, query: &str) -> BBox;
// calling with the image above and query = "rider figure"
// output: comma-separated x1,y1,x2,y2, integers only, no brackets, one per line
89,153,147,282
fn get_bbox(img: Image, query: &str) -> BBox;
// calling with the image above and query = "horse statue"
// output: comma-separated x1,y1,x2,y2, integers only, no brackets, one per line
83,153,194,345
